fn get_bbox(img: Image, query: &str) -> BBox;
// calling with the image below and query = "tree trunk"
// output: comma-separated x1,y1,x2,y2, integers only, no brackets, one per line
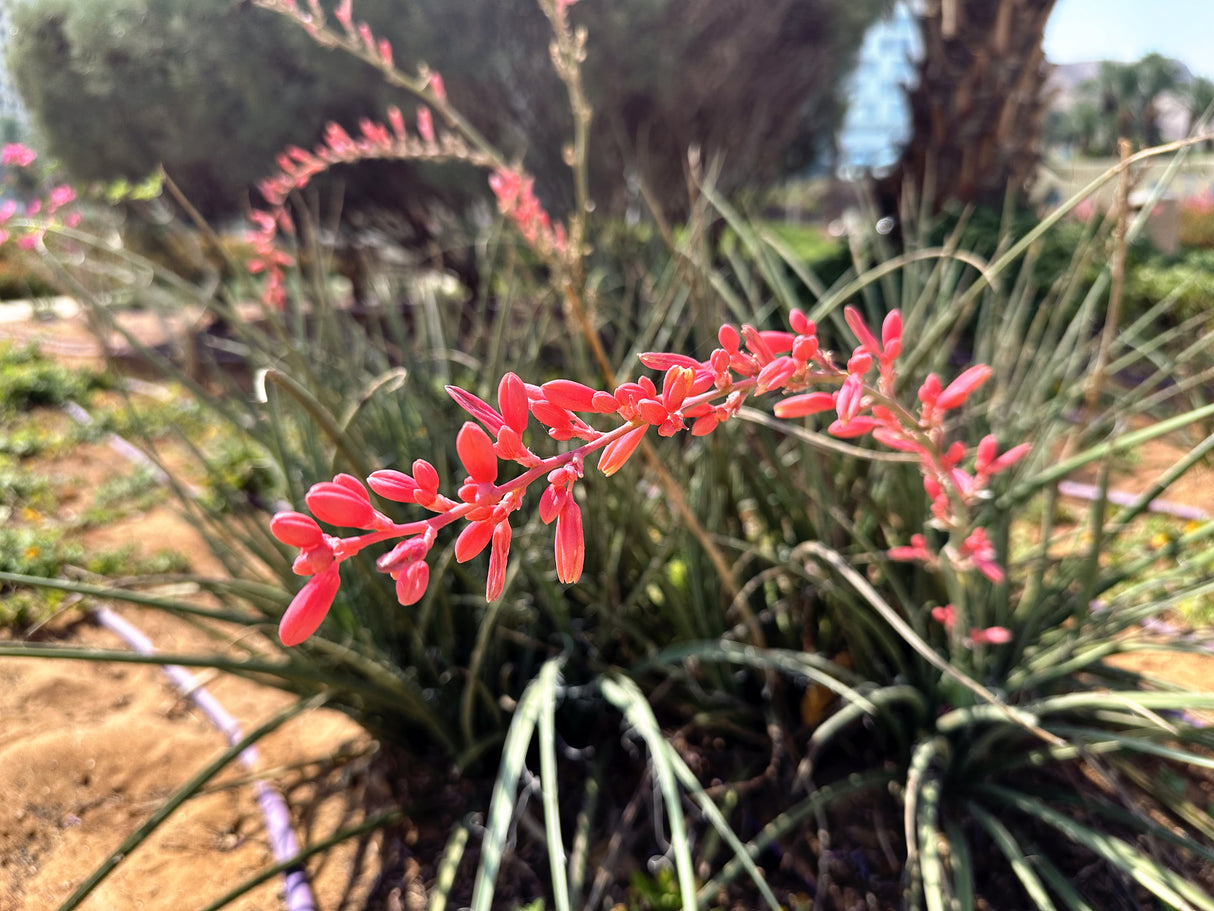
879,0,1058,213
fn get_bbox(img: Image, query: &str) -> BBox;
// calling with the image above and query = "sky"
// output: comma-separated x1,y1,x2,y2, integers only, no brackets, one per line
1044,0,1214,78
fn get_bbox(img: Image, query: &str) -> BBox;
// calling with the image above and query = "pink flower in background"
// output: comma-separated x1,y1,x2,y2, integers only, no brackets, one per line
1,143,35,167
970,626,1012,646
47,185,76,214
931,605,957,629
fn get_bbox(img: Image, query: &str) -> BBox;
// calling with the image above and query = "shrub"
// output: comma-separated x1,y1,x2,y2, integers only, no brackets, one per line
1178,195,1214,248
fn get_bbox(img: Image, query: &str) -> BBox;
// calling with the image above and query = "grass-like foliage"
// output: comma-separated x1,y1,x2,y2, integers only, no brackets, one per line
0,1,1212,908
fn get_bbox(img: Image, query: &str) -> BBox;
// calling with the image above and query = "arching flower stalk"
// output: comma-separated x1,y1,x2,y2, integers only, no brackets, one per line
272,306,1028,646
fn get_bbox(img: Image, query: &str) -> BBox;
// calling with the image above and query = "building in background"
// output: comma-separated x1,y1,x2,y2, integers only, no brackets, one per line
837,2,921,177
0,0,26,131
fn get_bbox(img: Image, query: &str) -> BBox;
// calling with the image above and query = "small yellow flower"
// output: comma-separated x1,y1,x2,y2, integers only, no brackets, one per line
21,507,41,522
1150,531,1171,550
24,545,41,560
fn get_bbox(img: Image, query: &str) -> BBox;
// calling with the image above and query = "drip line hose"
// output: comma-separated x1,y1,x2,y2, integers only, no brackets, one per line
92,606,318,911
60,397,316,909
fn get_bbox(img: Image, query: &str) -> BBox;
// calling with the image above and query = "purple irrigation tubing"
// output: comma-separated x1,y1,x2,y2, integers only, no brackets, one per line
1056,480,1211,522
93,606,318,911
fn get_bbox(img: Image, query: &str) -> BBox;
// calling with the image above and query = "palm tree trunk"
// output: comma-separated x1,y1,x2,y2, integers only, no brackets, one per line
879,0,1058,212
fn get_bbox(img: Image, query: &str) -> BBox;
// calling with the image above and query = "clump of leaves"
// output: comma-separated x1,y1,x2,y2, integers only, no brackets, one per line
0,343,107,413
0,525,81,578
81,465,168,525
0,456,55,511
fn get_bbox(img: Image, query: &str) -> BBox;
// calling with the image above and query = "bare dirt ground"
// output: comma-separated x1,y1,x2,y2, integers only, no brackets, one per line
1,307,391,911
0,305,1211,911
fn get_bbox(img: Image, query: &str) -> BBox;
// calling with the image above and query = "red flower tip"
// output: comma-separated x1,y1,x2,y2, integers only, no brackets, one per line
430,72,447,102
455,518,495,563
741,325,776,363
918,374,942,406
717,324,740,352
847,351,874,376
306,481,377,528
542,379,599,412
828,417,878,438
640,352,702,371
598,424,648,477
539,483,569,524
757,357,798,393
773,391,835,419
930,604,957,630
836,373,865,423
788,309,813,335
486,521,511,601
661,366,695,412
417,107,435,143
413,459,440,493
881,310,902,360
271,511,324,548
936,365,992,411
555,500,585,584
844,305,881,357
368,469,420,503
457,422,498,484
498,372,530,434
447,385,505,435
970,626,1011,646
279,565,341,646
395,561,430,606
792,335,819,362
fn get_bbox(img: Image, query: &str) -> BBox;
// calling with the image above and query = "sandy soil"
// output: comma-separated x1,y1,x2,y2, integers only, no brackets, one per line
1,309,390,911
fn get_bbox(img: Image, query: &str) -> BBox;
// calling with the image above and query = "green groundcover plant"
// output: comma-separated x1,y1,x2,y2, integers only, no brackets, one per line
3,1,1214,909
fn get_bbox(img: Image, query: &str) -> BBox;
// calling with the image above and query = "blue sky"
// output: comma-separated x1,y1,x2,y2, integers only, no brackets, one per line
1044,0,1214,78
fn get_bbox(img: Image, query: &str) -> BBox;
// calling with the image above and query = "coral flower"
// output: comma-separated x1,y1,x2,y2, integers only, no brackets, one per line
279,565,341,646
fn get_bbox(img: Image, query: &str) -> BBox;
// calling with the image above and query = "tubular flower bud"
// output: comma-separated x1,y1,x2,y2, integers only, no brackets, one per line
270,511,324,549
936,365,992,411
395,561,430,606
306,480,378,528
413,459,440,494
457,422,498,484
455,519,495,562
555,500,585,584
498,373,530,434
930,604,957,630
368,469,421,503
417,107,435,144
486,521,512,601
970,626,1011,645
447,385,505,435
881,310,903,361
598,424,648,477
773,392,835,419
539,380,599,411
844,305,882,358
835,374,865,424
279,565,341,646
661,366,695,412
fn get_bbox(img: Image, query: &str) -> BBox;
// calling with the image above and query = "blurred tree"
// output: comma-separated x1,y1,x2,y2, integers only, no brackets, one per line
880,0,1057,211
1185,75,1214,150
1137,53,1181,146
9,0,887,233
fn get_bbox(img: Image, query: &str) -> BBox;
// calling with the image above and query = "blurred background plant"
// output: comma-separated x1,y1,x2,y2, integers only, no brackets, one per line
0,0,1212,909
